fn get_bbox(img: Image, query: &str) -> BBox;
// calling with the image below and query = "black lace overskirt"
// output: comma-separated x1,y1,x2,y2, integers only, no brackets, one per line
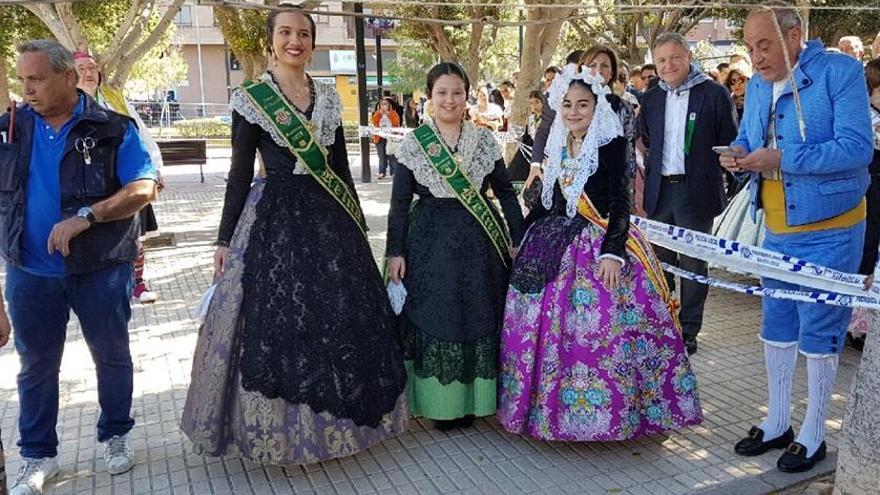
239,176,406,428
401,315,499,385
402,198,510,344
509,213,590,294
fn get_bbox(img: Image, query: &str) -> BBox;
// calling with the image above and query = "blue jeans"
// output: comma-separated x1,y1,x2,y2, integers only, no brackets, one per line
6,263,135,458
376,139,397,176
761,221,865,355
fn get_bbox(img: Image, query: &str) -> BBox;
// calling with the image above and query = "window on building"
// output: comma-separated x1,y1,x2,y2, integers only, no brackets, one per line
175,5,193,26
725,18,742,29
314,5,330,24
229,53,241,71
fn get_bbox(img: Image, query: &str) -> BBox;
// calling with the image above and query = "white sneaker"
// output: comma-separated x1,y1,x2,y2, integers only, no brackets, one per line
104,434,134,475
137,289,159,304
10,456,59,495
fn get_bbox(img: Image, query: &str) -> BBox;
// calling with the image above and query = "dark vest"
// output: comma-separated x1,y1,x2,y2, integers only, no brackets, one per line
0,93,140,275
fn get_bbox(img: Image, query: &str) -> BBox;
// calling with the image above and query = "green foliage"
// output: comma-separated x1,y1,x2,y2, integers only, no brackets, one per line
126,46,188,99
478,26,520,84
216,6,270,57
215,1,278,79
0,6,49,59
386,1,505,80
721,0,880,48
72,0,130,53
342,121,359,142
692,39,724,71
1,6,50,99
388,36,437,94
174,118,231,139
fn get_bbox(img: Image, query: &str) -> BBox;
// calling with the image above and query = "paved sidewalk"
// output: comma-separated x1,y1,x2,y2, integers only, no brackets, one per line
0,158,861,494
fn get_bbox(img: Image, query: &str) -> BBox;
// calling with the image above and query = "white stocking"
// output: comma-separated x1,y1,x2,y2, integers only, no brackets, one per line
795,354,839,457
757,341,798,440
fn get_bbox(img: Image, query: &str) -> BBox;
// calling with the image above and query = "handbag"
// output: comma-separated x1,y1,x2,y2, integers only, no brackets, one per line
386,139,401,156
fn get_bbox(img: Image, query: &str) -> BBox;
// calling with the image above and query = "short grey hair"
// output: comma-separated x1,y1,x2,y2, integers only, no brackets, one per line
653,32,690,53
753,2,802,34
16,39,76,74
839,36,864,51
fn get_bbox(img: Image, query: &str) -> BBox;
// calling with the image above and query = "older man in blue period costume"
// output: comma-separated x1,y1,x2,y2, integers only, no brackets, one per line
720,5,872,473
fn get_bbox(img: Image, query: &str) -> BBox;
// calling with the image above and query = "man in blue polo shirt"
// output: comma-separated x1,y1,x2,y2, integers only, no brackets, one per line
0,40,157,495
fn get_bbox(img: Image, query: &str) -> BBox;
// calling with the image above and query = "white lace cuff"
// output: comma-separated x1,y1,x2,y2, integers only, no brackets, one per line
598,253,626,268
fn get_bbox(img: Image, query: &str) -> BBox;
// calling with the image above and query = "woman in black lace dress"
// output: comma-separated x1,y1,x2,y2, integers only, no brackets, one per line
181,8,408,465
386,63,524,429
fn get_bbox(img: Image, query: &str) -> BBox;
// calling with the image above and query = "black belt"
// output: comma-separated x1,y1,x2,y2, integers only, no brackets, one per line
661,174,687,183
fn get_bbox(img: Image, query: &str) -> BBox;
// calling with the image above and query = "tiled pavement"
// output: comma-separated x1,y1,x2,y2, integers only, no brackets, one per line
0,152,861,494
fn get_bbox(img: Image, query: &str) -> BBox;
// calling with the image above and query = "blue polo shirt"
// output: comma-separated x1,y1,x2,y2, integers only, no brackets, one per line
21,96,157,277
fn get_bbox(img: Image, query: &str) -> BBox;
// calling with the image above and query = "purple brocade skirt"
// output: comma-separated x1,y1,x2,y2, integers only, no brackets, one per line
181,179,408,465
498,213,702,441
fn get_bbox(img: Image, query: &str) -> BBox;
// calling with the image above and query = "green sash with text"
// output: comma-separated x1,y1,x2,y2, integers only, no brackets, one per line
241,80,367,236
412,124,510,265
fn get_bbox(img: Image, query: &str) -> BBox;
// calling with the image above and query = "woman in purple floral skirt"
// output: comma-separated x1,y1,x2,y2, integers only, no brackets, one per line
498,66,702,441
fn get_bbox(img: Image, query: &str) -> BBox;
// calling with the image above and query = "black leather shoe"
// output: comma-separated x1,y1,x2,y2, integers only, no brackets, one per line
734,426,794,456
434,415,475,431
847,333,866,351
777,441,826,473
684,335,698,355
434,419,458,431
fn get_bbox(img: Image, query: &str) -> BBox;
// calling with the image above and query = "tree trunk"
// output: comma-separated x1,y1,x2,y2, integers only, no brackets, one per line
249,54,268,81
26,0,184,88
25,3,83,50
834,313,880,494
429,24,459,63
241,56,256,83
0,60,10,111
504,3,571,162
464,18,484,82
55,2,88,51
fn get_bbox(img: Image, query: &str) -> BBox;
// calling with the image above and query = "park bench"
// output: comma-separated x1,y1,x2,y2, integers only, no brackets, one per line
157,140,207,183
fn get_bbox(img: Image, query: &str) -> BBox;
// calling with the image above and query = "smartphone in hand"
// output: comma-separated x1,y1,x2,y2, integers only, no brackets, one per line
712,146,746,158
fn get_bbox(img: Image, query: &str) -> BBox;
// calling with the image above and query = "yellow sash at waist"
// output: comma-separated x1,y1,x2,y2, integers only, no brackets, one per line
761,179,865,234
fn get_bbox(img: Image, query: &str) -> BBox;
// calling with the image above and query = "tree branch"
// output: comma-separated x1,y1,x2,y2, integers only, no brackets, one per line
102,0,149,68
464,6,484,81
25,4,76,48
107,0,185,87
111,0,158,71
55,2,87,51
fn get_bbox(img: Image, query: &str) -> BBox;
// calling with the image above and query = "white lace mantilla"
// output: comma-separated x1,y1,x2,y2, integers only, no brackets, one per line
542,65,623,217
229,72,342,175
396,121,500,198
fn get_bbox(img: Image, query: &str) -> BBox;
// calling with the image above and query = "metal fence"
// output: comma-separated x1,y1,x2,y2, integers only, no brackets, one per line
129,101,231,129
131,100,364,142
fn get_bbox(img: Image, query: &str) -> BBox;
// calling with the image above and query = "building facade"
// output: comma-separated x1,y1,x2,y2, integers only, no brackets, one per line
171,1,398,122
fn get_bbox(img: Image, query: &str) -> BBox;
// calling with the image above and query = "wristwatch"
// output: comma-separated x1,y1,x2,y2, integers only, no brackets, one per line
77,206,96,225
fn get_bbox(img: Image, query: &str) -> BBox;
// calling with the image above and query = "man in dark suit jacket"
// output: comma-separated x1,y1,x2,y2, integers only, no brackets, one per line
637,32,738,354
